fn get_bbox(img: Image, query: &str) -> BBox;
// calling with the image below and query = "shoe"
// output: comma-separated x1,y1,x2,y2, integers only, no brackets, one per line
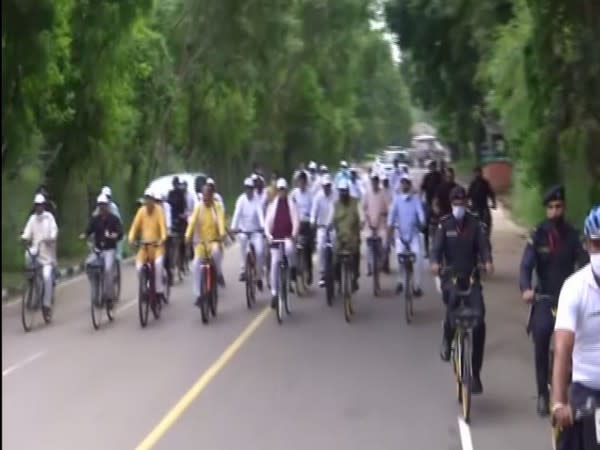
440,339,451,361
270,296,278,309
395,282,403,294
194,296,202,308
256,280,264,291
239,272,246,282
472,375,483,395
217,274,225,287
42,306,52,320
413,288,423,298
537,394,550,417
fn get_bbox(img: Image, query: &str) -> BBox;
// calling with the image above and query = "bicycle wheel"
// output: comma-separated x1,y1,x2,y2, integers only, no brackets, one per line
295,249,306,296
324,248,334,306
163,268,170,305
245,254,255,309
372,242,380,297
21,279,36,332
461,333,473,423
114,259,121,301
343,262,352,323
138,270,150,328
452,335,462,403
209,266,218,317
404,266,413,324
200,268,210,324
276,264,285,324
91,271,104,330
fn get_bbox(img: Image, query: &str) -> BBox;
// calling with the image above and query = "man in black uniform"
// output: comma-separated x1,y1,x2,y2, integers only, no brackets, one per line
432,186,493,394
434,167,459,217
420,160,443,258
518,185,588,416
467,166,496,236
168,176,188,279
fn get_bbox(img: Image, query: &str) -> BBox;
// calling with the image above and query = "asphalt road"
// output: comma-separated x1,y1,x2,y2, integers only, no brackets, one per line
2,170,552,450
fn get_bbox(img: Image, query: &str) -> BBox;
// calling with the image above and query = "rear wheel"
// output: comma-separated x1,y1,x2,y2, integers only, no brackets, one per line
21,279,35,332
277,264,286,323
324,248,334,306
461,334,472,423
295,249,306,296
245,253,256,309
114,259,121,301
91,271,104,330
343,262,352,323
138,271,150,328
200,268,210,324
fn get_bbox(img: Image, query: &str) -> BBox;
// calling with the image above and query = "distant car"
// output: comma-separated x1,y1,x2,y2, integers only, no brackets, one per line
376,150,410,177
146,172,208,200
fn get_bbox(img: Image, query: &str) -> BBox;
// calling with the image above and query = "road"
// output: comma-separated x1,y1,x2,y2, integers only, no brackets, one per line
2,170,551,450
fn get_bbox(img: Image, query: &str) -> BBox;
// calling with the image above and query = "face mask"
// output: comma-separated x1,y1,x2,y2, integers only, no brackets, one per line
452,206,466,220
590,254,600,276
402,193,410,201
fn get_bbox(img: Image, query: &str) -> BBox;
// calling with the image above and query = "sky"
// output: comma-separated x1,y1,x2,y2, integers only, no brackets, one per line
370,1,402,64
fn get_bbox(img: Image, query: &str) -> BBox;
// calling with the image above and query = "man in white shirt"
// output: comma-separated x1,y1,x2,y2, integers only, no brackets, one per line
307,161,320,195
291,170,315,285
231,178,266,290
349,168,363,200
21,194,59,315
363,172,389,277
311,175,337,287
252,173,268,212
552,206,600,450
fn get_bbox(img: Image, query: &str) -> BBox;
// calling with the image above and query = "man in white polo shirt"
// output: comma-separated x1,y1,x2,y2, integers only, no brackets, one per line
552,205,600,450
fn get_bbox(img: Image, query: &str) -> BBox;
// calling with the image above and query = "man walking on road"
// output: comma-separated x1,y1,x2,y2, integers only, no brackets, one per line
519,185,588,416
420,160,443,258
467,166,497,236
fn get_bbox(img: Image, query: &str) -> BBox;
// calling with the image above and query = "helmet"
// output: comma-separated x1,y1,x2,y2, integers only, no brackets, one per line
583,205,600,238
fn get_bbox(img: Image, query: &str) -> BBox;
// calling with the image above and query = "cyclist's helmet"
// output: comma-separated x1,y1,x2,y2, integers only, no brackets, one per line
583,205,600,239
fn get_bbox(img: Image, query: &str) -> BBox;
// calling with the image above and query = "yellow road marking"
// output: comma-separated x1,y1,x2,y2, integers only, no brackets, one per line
134,306,271,450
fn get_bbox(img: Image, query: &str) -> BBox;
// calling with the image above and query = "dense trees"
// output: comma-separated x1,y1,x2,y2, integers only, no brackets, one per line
386,0,599,224
2,0,412,267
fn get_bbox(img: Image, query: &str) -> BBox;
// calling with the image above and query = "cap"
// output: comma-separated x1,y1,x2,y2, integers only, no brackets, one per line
321,174,332,185
153,190,163,201
251,173,259,181
244,177,254,188
206,178,215,186
370,171,380,179
337,178,350,191
144,188,154,198
543,185,565,205
400,174,412,183
449,186,467,201
320,164,328,172
308,161,317,170
101,186,112,197
340,160,348,168
96,193,110,204
33,193,46,204
276,178,288,190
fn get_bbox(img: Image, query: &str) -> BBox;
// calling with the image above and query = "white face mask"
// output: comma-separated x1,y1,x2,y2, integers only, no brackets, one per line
452,205,466,220
590,253,600,276
402,193,410,201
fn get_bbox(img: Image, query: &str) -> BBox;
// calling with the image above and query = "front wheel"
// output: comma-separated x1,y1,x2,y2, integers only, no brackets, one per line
138,271,150,328
295,250,306,296
404,266,413,324
114,260,121,301
343,262,353,323
324,248,334,306
461,334,473,423
21,279,36,332
91,271,104,330
245,254,256,309
209,266,218,317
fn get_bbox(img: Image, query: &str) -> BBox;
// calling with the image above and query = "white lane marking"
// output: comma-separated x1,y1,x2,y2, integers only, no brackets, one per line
2,351,46,377
458,417,474,450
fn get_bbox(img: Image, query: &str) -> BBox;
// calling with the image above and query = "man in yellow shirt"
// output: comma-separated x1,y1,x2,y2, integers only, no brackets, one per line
128,189,168,300
185,185,227,306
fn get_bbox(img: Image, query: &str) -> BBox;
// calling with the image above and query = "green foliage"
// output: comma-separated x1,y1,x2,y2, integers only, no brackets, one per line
2,0,412,269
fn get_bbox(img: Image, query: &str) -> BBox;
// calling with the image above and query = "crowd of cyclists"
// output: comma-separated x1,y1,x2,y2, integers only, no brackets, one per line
19,158,599,449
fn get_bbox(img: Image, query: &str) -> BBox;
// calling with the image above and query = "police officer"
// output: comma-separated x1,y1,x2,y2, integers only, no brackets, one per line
467,165,496,236
431,186,493,395
519,185,588,417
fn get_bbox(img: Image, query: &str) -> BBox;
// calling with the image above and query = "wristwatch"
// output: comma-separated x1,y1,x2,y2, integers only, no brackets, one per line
551,402,567,414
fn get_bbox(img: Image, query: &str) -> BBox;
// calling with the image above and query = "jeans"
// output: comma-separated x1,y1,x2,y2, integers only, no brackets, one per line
395,233,423,289
530,300,556,396
316,227,336,277
86,249,116,300
270,239,296,297
238,232,264,279
557,383,600,450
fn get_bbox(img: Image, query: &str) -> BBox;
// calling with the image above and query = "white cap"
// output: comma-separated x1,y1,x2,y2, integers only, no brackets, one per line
369,171,380,179
340,160,348,168
251,173,259,181
308,161,317,170
33,193,46,204
244,177,254,187
400,174,412,183
350,167,357,173
101,186,112,197
144,188,154,197
276,178,288,189
320,164,328,172
206,178,215,186
96,193,110,204
321,174,332,185
337,179,350,191
153,190,163,201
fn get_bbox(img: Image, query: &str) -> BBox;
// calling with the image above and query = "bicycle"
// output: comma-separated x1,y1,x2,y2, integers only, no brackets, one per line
398,237,416,324
552,397,600,450
234,230,263,310
271,239,292,324
338,250,354,323
295,233,309,296
196,240,220,324
21,242,55,332
135,241,168,328
366,227,382,297
445,268,482,423
317,225,335,306
85,242,116,330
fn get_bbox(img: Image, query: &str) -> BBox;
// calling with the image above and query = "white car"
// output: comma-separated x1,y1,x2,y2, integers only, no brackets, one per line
146,172,207,199
376,150,410,178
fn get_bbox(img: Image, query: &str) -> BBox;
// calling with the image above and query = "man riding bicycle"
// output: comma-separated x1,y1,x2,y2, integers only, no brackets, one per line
265,178,299,308
231,177,265,290
311,174,336,287
467,166,497,236
519,185,588,416
420,160,443,258
432,186,493,395
185,185,227,306
21,193,59,317
291,170,315,285
551,205,600,449
388,174,425,296
363,172,388,277
333,179,361,292
128,189,168,302
82,193,123,304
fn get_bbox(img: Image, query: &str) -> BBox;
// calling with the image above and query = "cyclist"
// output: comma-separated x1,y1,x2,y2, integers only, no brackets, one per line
231,177,265,290
434,167,460,217
432,185,493,394
551,205,600,450
467,166,497,236
252,174,268,211
349,168,364,200
201,178,225,213
332,179,361,292
334,160,351,187
128,189,168,302
387,174,425,296
291,170,315,285
155,192,174,286
21,193,59,317
168,177,188,265
420,160,443,258
390,158,404,192
265,178,299,308
81,193,122,304
363,172,388,277
185,185,227,305
381,173,394,273
519,185,588,416
311,174,336,287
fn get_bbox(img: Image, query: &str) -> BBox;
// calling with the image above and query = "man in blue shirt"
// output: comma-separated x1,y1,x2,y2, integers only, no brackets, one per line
334,160,351,187
387,174,425,296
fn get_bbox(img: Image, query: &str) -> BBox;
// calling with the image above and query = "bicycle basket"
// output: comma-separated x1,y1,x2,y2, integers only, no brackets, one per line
398,252,416,263
453,307,481,329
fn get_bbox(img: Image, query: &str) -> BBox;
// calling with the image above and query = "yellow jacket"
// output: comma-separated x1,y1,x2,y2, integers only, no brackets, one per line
128,205,167,261
185,201,226,254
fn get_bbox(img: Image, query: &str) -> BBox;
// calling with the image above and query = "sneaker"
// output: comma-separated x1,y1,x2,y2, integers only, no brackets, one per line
256,280,264,291
395,282,404,294
440,339,451,361
472,375,483,395
537,394,549,417
270,296,278,309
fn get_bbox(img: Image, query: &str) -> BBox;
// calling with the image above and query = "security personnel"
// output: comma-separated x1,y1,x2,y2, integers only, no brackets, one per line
432,186,493,395
519,185,588,417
